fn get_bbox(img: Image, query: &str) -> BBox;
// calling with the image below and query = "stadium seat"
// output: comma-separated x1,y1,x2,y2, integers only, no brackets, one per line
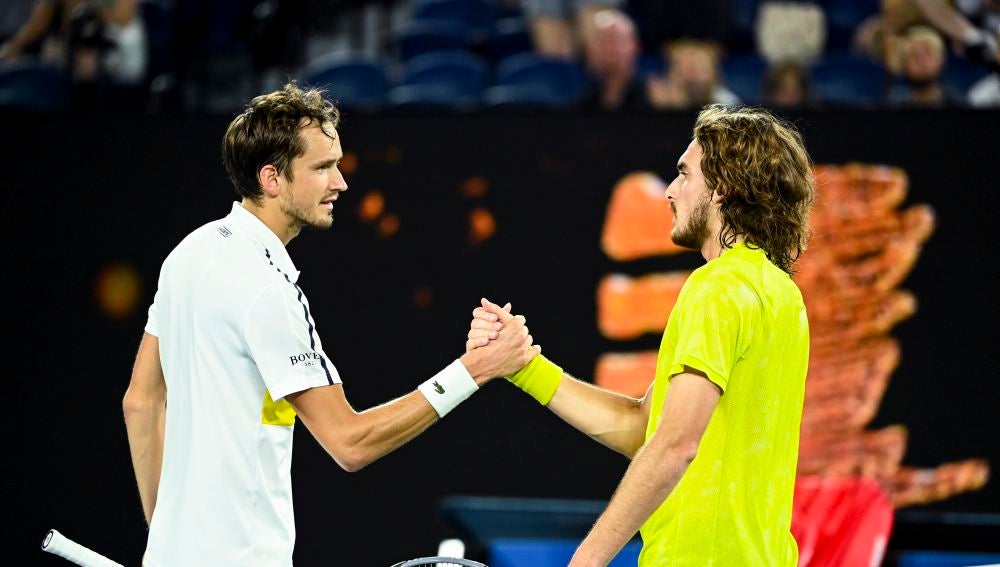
399,50,487,98
411,0,495,42
637,53,666,80
395,19,470,61
387,50,486,109
822,0,879,50
386,84,479,109
731,0,760,50
301,55,388,109
481,84,572,109
487,18,532,62
0,59,69,111
721,54,768,104
493,53,587,105
942,56,994,95
810,52,887,106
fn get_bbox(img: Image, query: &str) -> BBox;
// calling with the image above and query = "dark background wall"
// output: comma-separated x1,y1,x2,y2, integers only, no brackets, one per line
8,110,998,565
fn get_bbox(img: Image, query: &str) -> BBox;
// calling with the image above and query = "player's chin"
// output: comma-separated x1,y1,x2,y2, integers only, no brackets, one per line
307,213,334,230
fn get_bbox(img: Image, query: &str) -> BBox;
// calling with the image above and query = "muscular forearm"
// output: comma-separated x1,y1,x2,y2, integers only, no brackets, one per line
344,391,439,470
124,396,166,524
546,374,648,458
572,441,695,566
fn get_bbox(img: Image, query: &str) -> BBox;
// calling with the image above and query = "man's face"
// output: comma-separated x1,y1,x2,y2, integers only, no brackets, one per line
279,122,348,231
665,139,713,249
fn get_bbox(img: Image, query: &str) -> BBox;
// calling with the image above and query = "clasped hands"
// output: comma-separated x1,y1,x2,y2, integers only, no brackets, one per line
463,298,539,383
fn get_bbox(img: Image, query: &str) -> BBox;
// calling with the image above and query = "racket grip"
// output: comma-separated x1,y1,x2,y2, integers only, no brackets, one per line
42,529,124,567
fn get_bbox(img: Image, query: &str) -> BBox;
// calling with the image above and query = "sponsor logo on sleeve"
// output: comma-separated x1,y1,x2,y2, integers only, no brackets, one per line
290,352,323,367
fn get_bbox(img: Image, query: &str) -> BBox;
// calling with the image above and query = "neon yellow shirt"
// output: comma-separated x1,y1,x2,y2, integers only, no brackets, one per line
638,243,809,566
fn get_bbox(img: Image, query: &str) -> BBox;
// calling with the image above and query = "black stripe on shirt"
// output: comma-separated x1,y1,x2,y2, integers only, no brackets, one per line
265,249,334,385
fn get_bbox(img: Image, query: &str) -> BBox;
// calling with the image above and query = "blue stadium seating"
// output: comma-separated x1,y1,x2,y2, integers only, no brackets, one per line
481,84,573,109
411,0,495,41
301,55,389,109
487,18,533,62
399,50,487,97
822,0,880,50
942,56,994,95
387,84,479,109
721,54,768,104
0,60,69,111
396,19,470,61
493,53,587,104
810,52,887,106
637,53,666,80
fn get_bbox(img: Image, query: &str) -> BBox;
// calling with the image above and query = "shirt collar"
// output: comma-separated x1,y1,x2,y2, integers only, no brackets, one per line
226,202,300,282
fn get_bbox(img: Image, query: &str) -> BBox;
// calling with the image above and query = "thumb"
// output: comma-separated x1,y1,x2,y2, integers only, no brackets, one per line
482,298,515,322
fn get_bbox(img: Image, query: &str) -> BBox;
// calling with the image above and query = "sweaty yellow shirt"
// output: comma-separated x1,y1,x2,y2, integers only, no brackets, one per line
638,243,809,566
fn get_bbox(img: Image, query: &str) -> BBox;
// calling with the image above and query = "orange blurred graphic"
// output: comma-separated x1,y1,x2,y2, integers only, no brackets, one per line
601,172,686,261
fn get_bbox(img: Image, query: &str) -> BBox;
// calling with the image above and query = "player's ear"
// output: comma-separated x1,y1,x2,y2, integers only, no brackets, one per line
258,164,282,198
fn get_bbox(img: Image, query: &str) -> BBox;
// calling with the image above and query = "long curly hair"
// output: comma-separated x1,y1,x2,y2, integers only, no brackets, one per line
694,105,814,274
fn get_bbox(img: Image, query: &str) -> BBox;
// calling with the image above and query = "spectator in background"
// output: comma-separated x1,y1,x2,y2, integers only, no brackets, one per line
647,39,739,109
580,8,650,110
762,61,812,108
856,0,998,74
520,0,623,60
888,26,965,106
0,0,146,87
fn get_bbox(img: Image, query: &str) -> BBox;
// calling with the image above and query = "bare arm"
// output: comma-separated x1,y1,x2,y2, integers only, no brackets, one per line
0,1,57,59
569,370,721,567
545,377,652,458
469,299,652,458
286,383,439,473
122,332,167,525
288,320,537,472
913,0,977,42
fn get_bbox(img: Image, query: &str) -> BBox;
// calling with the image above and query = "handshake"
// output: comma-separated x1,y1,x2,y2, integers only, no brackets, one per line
456,298,565,407
459,298,539,385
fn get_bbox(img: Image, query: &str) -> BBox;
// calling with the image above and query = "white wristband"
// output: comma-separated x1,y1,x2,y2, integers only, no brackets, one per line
418,359,479,418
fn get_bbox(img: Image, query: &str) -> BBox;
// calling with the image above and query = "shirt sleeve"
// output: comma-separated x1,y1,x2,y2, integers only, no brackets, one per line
663,272,759,393
243,281,341,402
145,277,162,337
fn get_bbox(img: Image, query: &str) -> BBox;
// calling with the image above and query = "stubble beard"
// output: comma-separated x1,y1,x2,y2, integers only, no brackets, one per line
671,195,711,250
282,190,333,232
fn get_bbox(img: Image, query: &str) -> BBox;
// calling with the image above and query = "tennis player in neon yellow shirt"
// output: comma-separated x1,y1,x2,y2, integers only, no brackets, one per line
468,105,814,566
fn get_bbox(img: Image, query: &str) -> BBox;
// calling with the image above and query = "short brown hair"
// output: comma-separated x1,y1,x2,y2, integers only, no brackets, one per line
693,105,814,273
222,83,341,202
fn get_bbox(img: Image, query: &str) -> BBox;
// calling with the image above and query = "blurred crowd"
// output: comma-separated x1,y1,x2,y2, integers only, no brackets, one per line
0,0,997,113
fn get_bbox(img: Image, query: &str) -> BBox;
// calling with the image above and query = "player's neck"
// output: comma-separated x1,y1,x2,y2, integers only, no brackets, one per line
701,233,743,263
240,199,300,246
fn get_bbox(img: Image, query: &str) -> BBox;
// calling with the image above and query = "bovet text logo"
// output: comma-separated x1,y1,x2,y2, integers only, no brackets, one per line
289,352,322,367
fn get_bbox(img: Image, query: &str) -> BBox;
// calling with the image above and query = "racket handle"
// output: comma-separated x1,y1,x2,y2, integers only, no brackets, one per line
42,529,124,567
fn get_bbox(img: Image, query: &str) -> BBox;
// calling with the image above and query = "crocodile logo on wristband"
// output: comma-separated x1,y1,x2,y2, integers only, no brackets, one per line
433,381,445,394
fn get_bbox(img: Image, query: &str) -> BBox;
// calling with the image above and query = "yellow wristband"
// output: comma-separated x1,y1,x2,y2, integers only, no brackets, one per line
507,355,563,405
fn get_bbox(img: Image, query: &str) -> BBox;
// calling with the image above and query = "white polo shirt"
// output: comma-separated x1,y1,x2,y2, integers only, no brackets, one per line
144,202,341,567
